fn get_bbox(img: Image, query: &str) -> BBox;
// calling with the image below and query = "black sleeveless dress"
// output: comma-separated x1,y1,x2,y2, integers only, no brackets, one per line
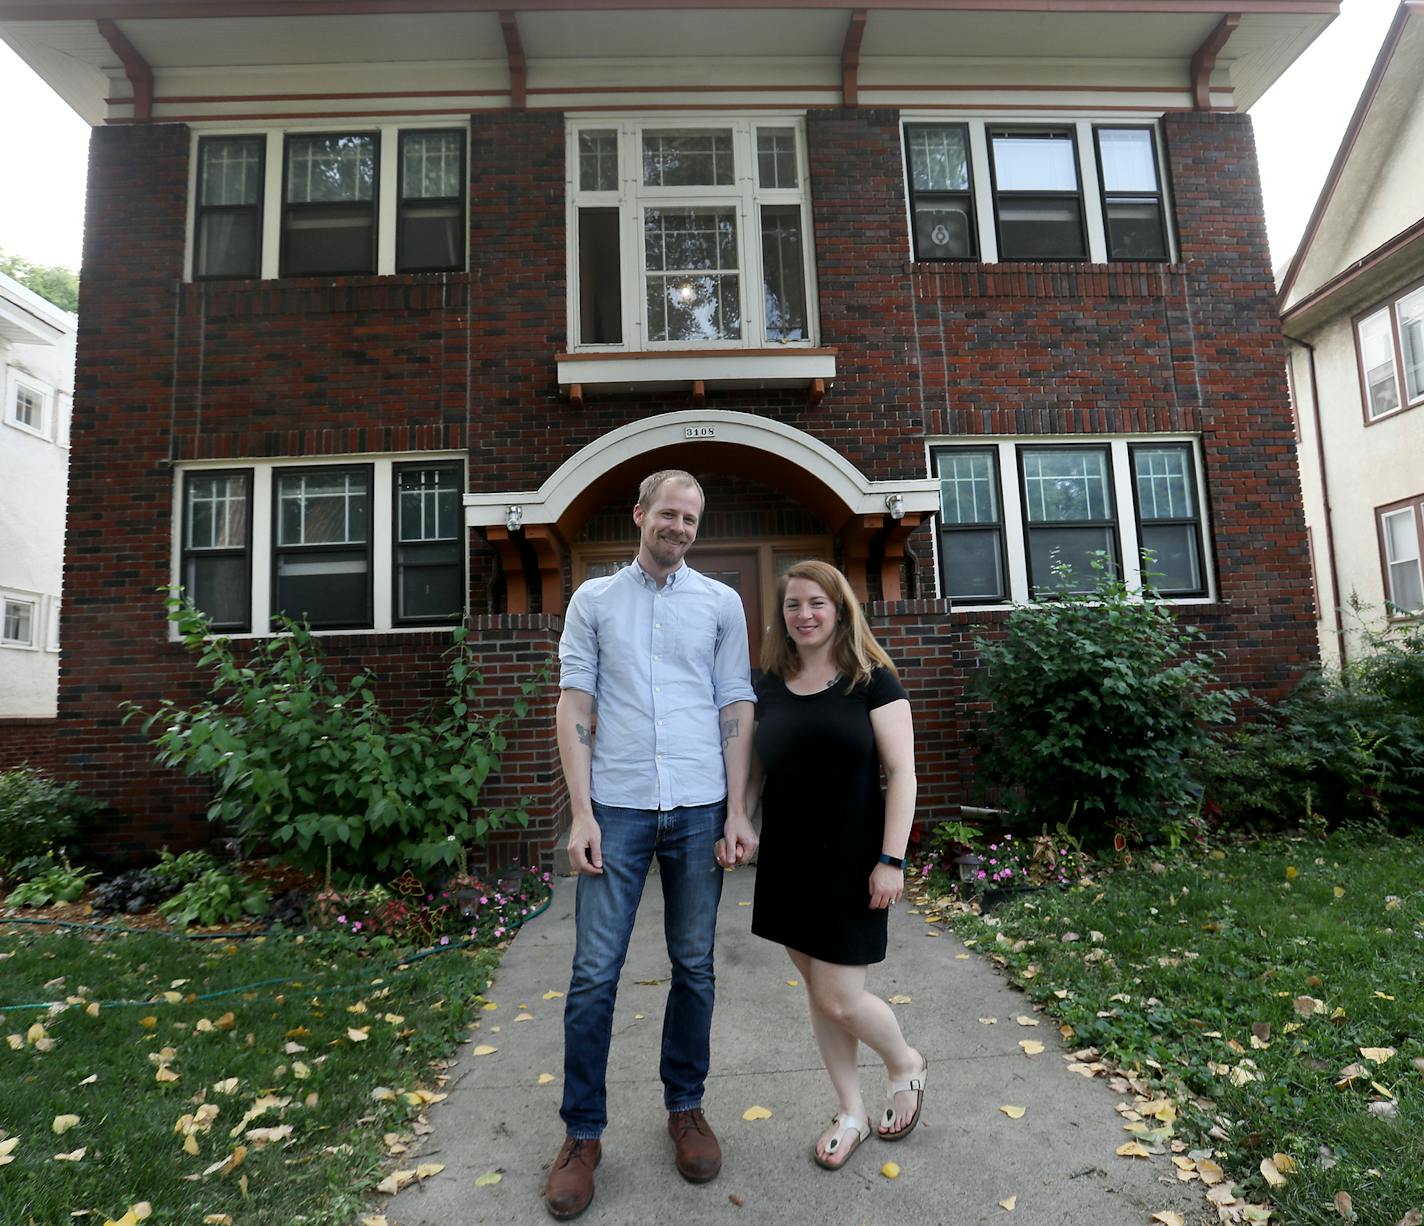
750,665,908,966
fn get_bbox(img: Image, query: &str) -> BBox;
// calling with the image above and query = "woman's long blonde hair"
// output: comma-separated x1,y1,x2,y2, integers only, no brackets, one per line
760,560,897,689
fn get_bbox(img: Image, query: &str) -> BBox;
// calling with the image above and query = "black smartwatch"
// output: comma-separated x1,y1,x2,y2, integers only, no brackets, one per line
877,853,905,868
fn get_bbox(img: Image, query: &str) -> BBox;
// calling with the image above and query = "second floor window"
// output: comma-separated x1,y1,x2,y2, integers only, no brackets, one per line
1356,282,1424,422
195,136,264,279
568,118,815,350
282,134,379,277
989,128,1086,261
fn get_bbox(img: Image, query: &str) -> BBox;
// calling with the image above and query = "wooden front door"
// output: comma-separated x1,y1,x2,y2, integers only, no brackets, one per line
690,548,762,667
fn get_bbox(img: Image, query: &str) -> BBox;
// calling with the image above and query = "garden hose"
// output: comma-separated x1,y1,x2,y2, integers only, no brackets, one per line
0,890,553,1014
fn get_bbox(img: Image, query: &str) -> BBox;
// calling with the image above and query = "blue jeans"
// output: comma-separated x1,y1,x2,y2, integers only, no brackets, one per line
560,799,726,1140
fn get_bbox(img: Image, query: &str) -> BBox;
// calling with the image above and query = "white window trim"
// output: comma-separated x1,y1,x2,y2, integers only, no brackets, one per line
899,115,1177,266
172,452,467,638
1355,284,1424,424
184,122,469,283
1,589,42,650
925,434,1214,609
4,368,54,440
565,113,821,353
1378,499,1424,617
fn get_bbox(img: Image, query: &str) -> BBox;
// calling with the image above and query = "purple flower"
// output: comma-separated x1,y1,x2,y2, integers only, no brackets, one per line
480,896,488,905
352,921,363,932
439,936,450,946
977,870,987,880
1003,868,1013,878
989,843,998,851
336,914,347,924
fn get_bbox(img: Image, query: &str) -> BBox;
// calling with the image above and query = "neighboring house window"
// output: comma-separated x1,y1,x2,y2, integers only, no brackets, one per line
394,462,463,625
567,117,815,350
273,466,374,629
397,130,466,273
181,470,252,631
175,455,465,635
1355,280,1424,422
195,135,264,278
931,437,1210,605
281,133,379,277
904,123,977,260
902,118,1173,265
1,593,37,648
1377,496,1424,615
5,373,51,438
1093,127,1168,261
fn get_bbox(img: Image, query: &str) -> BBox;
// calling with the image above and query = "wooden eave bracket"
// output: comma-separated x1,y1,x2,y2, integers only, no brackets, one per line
499,10,526,110
1190,12,1240,111
842,8,867,107
96,18,153,120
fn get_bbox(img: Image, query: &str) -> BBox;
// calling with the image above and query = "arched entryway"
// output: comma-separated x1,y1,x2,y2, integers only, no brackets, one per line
464,410,940,618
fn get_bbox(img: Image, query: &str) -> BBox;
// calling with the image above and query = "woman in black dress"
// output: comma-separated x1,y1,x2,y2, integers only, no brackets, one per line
747,560,926,1170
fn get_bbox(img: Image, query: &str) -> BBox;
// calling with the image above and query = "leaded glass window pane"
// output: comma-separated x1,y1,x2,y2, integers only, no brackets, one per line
1023,450,1110,522
201,137,262,205
910,126,970,192
644,207,741,341
401,132,462,199
398,467,459,542
1134,448,1194,520
939,452,998,524
186,475,249,549
276,471,369,545
641,129,735,187
756,128,799,189
579,130,619,192
286,135,375,204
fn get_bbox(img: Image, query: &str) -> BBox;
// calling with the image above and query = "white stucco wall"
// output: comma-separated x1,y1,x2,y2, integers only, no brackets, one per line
1336,79,1424,267
0,272,76,718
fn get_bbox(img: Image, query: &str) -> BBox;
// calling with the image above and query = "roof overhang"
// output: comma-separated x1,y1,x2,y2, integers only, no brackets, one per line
1,1,1339,126
0,275,72,346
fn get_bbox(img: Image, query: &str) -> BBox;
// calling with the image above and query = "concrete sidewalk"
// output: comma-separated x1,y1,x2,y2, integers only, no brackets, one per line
389,867,1208,1225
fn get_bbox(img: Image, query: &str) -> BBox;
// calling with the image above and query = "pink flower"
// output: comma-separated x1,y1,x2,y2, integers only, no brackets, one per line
480,896,488,905
352,921,363,932
976,870,987,880
336,914,347,924
439,936,450,946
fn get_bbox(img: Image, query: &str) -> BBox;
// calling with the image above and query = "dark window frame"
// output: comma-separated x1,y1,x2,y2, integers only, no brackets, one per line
1353,272,1424,426
1128,441,1207,598
932,445,1008,602
279,131,380,278
904,122,979,262
195,135,266,281
987,125,1088,263
391,460,466,627
181,468,254,632
1016,442,1121,595
1091,124,1170,263
270,463,375,630
396,128,467,274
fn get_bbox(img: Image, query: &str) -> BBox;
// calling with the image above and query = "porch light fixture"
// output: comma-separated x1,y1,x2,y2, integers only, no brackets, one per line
885,493,905,520
505,504,524,531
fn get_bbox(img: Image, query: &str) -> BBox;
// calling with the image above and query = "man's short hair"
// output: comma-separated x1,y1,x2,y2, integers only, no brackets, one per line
637,469,704,511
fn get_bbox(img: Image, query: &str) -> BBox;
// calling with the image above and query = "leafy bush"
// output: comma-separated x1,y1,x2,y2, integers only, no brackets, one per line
970,563,1240,848
128,597,544,877
157,867,269,928
5,859,97,907
0,768,99,878
1193,613,1424,830
152,847,219,889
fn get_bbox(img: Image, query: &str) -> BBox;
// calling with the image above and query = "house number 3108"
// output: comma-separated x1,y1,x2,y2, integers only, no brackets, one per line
683,426,716,439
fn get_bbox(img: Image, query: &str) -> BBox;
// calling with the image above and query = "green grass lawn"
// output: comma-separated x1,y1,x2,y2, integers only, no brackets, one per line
0,923,504,1224
942,830,1424,1226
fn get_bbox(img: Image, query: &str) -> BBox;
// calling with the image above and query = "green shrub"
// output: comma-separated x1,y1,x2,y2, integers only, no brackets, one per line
151,847,219,889
127,596,543,877
157,867,269,928
970,562,1240,848
0,768,99,879
5,858,97,907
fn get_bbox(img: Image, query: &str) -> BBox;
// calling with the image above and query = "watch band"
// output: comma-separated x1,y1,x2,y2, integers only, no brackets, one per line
877,852,905,868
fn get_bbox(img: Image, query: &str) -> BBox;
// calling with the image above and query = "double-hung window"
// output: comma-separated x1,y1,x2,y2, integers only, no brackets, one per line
1356,281,1424,422
182,471,252,631
398,131,466,273
903,119,1173,265
568,118,815,349
177,456,465,635
932,438,1210,604
282,133,379,277
195,136,264,279
1378,497,1424,615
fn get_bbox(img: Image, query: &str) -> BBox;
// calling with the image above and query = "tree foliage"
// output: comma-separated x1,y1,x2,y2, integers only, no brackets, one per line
0,247,79,313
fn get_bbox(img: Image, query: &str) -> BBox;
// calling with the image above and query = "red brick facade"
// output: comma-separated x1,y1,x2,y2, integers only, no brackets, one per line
6,107,1316,864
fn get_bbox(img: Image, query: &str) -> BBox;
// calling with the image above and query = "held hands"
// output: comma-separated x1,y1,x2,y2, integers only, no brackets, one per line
716,812,759,869
869,862,904,910
567,812,604,876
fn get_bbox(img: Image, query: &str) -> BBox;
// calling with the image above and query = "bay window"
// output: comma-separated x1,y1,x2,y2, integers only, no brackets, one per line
567,117,815,350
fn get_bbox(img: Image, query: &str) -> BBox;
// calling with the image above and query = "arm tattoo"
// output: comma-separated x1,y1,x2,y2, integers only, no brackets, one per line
575,722,592,747
719,718,740,750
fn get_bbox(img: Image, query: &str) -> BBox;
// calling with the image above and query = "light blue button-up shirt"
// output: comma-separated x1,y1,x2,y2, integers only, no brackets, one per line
558,559,755,811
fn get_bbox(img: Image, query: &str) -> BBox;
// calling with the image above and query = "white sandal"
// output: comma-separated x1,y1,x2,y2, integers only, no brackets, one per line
812,1112,871,1170
878,1057,928,1141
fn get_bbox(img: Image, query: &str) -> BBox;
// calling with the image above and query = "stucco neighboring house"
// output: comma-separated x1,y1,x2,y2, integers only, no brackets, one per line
1280,1,1424,670
0,270,75,718
0,0,1329,860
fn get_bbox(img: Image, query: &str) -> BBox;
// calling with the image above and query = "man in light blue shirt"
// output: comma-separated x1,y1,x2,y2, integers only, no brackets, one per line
544,469,756,1221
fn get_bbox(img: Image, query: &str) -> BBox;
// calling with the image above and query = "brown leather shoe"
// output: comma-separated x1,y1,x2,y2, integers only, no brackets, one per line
668,1108,722,1183
545,1137,601,1220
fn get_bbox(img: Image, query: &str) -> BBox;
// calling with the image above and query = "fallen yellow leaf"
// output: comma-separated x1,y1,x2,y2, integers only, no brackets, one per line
482,1002,498,1011
1014,1015,1040,1027
887,994,912,1005
537,1073,556,1085
1285,866,1297,880
416,1163,444,1179
471,1044,497,1056
999,1105,1026,1119
1196,1158,1225,1185
880,1161,900,1179
1018,1040,1045,1056
1152,1214,1185,1226
214,1013,236,1031
542,991,563,1000
202,1217,233,1224
139,1016,157,1029
85,1002,100,1018
1334,1190,1354,1219
155,1067,180,1083
1116,1142,1152,1158
52,1114,81,1135
742,1105,772,1121
1333,886,1345,898
1273,1153,1298,1175
474,1171,503,1187
1261,1157,1287,1188
998,1196,1016,1211
5,1034,21,1051
978,1017,998,1025
52,1147,86,1161
26,1022,47,1045
1360,1047,1396,1065
347,1027,370,1043
514,1013,534,1022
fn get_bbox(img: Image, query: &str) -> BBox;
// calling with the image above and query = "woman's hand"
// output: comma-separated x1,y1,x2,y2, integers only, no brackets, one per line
869,862,904,910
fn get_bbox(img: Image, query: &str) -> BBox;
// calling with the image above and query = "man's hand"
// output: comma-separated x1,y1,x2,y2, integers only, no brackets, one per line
567,812,604,876
716,812,759,869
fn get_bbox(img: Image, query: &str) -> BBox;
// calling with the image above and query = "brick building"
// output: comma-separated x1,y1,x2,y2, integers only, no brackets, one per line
0,0,1329,865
